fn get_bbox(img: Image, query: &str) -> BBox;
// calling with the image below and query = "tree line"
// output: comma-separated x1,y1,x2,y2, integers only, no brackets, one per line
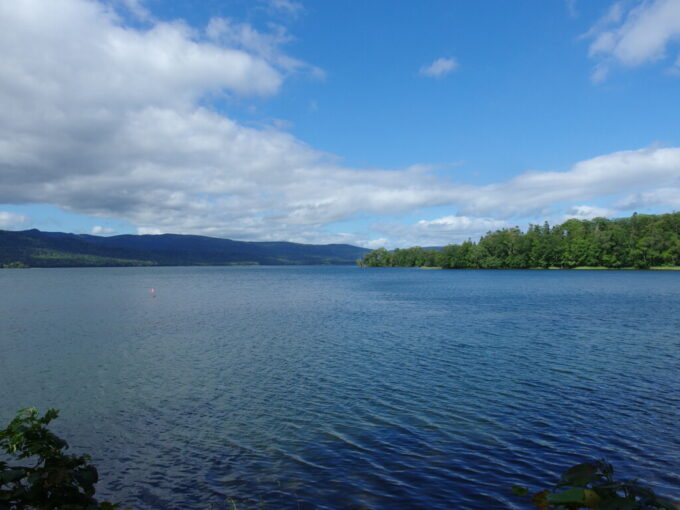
358,212,680,269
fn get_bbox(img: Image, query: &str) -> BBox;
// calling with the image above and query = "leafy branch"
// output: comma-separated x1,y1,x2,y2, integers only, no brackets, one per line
0,408,119,510
512,460,678,510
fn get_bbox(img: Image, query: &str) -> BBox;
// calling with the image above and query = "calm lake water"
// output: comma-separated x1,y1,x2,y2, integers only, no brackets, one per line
1,266,679,509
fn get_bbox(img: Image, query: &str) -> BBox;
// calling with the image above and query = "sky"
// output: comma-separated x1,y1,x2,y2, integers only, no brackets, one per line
0,0,679,248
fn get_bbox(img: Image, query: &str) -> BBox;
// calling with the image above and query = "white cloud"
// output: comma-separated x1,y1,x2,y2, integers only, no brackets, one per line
419,57,458,78
116,0,153,22
565,205,617,220
205,17,323,78
0,0,284,105
374,216,509,248
91,225,116,234
454,146,680,218
0,211,30,230
615,186,680,209
137,227,163,235
361,238,390,250
586,0,680,80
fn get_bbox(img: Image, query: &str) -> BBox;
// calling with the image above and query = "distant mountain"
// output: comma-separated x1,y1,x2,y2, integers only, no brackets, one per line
0,229,370,267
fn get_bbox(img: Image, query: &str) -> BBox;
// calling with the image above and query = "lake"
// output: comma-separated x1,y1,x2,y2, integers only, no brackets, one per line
1,266,679,509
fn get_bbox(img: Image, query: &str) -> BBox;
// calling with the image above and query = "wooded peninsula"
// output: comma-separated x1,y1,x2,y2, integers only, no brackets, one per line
358,211,680,270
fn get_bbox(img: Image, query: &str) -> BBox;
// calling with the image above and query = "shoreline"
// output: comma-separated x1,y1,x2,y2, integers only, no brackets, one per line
412,265,680,271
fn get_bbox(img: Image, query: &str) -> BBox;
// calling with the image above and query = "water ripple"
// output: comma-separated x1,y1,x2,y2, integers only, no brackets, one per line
1,267,679,509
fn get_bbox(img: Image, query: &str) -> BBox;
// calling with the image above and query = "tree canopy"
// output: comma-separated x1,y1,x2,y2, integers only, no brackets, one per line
358,212,680,269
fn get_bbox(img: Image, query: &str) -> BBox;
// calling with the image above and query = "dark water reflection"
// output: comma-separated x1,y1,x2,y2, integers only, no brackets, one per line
1,266,679,509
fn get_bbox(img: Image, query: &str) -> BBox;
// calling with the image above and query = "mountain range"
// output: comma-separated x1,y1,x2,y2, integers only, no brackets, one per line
0,229,370,267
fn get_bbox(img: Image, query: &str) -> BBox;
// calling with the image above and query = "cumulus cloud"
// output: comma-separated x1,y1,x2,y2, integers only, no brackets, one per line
0,0,678,247
419,57,458,78
0,212,30,230
586,0,680,81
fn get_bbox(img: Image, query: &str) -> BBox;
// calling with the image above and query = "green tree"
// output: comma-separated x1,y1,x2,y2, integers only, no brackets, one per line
361,247,392,267
0,408,119,510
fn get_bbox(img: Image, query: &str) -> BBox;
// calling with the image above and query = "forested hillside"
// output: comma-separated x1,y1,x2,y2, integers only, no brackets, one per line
359,212,680,269
0,229,369,267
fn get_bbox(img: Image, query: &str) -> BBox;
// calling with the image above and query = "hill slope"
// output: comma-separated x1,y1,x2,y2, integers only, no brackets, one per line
0,229,370,267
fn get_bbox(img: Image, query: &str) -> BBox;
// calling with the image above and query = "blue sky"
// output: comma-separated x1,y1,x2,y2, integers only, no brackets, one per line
1,0,679,247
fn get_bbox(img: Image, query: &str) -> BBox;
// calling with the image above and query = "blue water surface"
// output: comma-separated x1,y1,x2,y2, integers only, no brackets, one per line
1,266,679,509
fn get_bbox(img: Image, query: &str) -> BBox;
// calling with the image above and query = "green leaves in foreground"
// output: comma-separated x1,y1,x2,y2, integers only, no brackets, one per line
512,459,678,510
0,407,119,510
